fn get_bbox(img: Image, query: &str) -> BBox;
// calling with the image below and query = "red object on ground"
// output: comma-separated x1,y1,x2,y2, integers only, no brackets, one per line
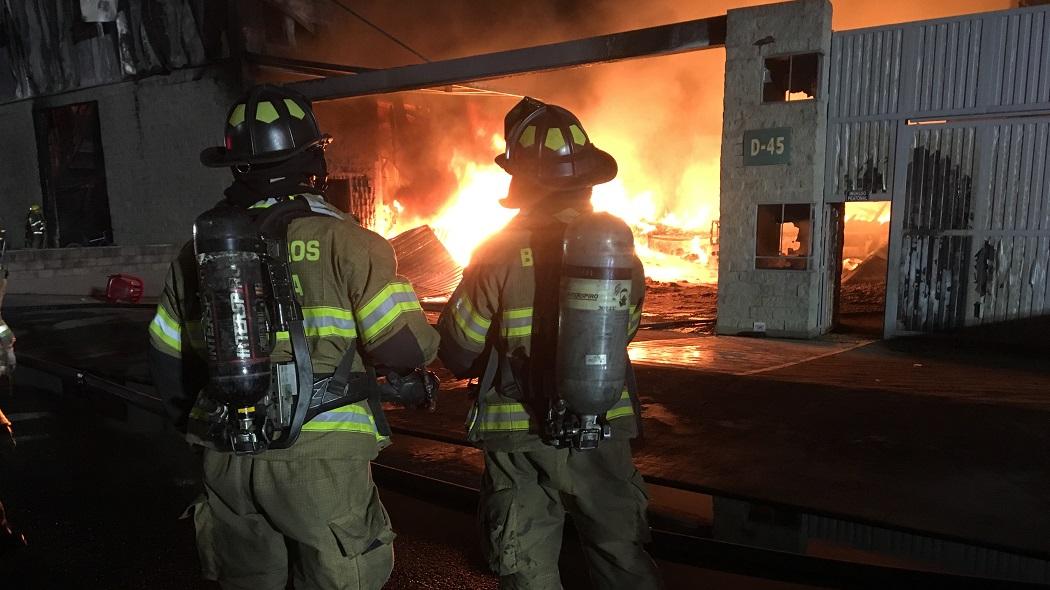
105,274,144,304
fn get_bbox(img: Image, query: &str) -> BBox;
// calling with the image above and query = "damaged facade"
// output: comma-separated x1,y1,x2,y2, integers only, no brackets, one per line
0,0,235,248
0,0,473,251
0,0,461,295
717,1,1050,337
1,0,1047,337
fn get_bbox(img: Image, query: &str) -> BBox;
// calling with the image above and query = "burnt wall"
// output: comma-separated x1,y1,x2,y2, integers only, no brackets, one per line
0,65,239,249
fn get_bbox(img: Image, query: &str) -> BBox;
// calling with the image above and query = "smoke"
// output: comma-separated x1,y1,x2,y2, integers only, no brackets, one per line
292,0,1007,224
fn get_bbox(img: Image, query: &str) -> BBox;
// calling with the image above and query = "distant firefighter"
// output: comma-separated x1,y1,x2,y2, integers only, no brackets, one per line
25,204,45,249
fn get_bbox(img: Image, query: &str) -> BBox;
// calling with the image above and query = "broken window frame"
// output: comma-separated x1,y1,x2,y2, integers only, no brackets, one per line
33,100,114,248
755,203,813,270
762,52,820,103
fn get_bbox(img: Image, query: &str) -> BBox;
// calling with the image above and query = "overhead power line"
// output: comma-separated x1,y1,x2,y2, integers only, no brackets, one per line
326,0,431,63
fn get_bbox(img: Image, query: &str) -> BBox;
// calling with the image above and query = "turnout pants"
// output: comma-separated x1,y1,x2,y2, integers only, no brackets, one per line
479,439,662,590
189,450,395,590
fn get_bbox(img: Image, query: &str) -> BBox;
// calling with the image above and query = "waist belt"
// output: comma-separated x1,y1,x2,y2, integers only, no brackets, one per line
306,370,376,420
300,345,391,437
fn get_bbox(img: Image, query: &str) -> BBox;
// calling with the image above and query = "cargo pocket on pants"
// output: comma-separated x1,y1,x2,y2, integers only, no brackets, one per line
182,494,220,580
627,468,653,544
327,486,396,586
479,487,520,575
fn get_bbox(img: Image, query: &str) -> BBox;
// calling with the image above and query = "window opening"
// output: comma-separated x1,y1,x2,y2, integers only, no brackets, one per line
763,53,819,102
756,203,812,270
34,101,113,248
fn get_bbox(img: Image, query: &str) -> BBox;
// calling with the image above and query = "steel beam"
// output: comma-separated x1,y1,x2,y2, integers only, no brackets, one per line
289,15,727,101
245,52,376,77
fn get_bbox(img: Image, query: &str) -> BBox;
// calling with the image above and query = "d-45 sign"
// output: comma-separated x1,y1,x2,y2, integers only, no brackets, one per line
743,127,791,166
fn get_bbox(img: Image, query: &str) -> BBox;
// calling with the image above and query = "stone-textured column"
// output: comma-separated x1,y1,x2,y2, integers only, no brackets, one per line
716,0,833,338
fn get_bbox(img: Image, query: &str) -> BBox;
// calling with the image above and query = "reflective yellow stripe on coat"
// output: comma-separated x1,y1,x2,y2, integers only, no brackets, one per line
275,306,358,342
302,401,387,441
149,305,181,357
476,389,634,433
501,307,532,339
450,294,491,345
357,281,423,344
495,306,639,339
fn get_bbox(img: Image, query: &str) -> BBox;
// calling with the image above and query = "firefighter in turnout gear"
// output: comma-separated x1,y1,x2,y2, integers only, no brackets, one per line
437,97,661,589
24,205,45,249
149,84,439,590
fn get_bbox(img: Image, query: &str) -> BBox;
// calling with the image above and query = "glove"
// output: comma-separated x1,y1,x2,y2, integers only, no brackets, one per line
380,368,440,412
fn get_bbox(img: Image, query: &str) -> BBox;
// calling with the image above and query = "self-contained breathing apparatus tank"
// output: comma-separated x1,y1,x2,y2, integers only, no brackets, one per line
193,205,313,454
549,212,635,450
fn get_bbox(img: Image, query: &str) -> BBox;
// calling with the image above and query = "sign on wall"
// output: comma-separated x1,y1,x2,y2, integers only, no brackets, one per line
743,127,792,166
845,189,871,201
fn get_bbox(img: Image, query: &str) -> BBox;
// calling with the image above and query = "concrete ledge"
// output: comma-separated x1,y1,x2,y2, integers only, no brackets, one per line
4,244,178,297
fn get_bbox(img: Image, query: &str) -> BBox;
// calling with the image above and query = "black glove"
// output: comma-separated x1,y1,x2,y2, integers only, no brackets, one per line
380,368,439,412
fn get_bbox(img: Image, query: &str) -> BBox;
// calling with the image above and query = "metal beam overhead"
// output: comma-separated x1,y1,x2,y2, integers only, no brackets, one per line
290,15,728,101
246,52,376,77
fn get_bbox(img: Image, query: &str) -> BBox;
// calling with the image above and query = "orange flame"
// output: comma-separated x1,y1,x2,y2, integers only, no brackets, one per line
377,128,720,283
375,150,514,266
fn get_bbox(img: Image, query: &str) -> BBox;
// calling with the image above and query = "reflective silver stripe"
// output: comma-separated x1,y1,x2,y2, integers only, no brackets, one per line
301,194,344,219
249,194,344,220
305,314,356,333
307,410,374,425
502,315,531,329
478,403,532,431
302,404,383,437
451,296,490,344
360,290,418,331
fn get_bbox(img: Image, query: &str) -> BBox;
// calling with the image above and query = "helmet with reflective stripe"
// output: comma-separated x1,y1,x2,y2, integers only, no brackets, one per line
200,84,331,168
495,97,617,190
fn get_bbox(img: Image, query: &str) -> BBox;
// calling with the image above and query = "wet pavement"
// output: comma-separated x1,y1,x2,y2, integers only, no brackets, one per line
627,334,872,374
0,379,817,589
2,302,1050,577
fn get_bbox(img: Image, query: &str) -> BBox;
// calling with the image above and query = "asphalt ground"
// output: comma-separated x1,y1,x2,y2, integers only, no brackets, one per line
0,381,818,590
2,303,1049,562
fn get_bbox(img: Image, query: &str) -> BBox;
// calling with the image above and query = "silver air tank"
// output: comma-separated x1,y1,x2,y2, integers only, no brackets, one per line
556,211,634,445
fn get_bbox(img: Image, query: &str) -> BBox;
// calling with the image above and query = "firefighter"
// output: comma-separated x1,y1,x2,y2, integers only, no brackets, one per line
24,205,45,249
437,97,661,589
149,84,439,590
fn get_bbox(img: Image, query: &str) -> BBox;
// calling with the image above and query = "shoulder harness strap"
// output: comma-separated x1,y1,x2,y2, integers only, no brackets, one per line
250,196,384,432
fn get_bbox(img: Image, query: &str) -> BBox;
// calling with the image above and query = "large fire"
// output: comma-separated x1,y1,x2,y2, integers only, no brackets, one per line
842,202,891,274
374,130,720,284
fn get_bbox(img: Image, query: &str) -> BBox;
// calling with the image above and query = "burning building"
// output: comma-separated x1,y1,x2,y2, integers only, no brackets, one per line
0,0,1046,338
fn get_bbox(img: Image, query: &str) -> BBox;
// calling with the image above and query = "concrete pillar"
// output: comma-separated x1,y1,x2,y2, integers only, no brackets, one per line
716,0,833,338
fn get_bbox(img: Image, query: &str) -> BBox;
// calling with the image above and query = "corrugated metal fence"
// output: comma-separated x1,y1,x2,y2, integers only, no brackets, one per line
826,5,1050,334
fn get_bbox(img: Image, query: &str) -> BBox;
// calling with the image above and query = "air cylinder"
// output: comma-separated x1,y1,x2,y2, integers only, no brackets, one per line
556,211,635,417
193,206,274,408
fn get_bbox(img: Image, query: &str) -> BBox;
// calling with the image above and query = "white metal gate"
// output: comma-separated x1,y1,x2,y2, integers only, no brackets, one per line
826,5,1050,336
